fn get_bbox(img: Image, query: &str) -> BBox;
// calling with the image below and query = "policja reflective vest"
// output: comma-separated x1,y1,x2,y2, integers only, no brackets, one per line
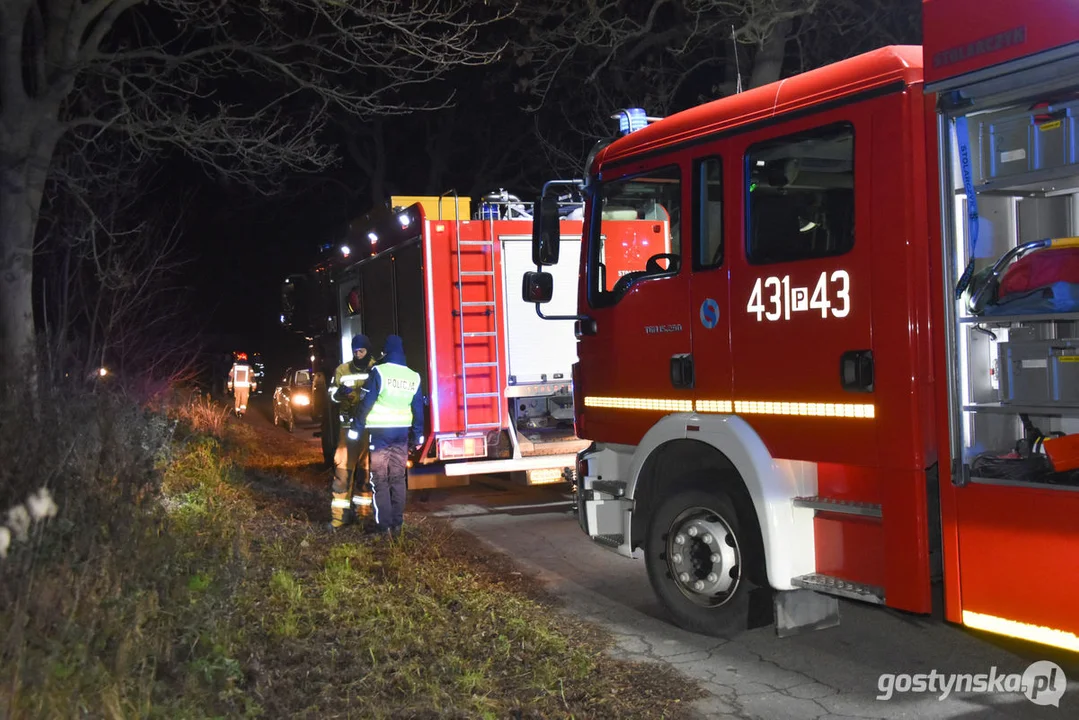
365,363,421,428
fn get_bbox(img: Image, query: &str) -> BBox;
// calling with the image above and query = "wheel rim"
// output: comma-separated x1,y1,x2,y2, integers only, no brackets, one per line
665,505,742,608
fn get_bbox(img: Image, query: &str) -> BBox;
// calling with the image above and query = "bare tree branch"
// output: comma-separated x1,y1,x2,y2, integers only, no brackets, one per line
1,0,512,386
508,0,918,174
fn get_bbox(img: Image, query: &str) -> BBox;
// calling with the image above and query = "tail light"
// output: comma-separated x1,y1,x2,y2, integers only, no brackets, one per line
437,435,487,460
576,455,588,482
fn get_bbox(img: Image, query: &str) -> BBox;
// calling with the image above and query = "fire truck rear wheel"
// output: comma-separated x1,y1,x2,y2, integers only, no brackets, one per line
645,486,758,637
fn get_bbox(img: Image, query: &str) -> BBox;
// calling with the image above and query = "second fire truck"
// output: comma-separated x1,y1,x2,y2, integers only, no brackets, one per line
524,0,1079,652
281,193,653,488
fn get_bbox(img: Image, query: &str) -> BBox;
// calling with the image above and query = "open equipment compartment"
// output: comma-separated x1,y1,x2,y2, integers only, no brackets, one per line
943,60,1079,491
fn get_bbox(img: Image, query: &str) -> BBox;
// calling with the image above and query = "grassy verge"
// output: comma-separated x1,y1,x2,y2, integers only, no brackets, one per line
235,518,702,719
1,392,702,718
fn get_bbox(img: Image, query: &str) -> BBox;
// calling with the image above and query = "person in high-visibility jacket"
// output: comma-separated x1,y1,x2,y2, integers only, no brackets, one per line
351,335,424,537
328,334,376,529
227,359,256,417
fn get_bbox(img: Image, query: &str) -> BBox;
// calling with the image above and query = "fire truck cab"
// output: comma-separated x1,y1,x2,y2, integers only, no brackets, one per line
524,0,1079,650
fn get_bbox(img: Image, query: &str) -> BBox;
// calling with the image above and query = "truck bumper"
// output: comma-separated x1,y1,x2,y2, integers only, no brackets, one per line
576,443,638,558
441,453,577,481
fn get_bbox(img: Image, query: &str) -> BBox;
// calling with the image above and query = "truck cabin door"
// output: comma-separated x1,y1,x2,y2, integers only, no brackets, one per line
576,163,694,444
729,119,876,466
687,154,733,418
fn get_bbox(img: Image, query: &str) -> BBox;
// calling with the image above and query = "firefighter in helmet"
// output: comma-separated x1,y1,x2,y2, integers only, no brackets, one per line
227,353,256,417
328,333,375,529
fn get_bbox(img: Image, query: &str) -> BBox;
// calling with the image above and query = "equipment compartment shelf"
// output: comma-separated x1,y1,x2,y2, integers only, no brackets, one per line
954,166,1079,198
960,312,1079,325
963,402,1079,415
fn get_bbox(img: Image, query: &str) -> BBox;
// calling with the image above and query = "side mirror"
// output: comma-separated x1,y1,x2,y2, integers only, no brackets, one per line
522,271,554,304
531,193,561,266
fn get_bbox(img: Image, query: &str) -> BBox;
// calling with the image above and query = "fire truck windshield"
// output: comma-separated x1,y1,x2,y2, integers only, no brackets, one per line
588,165,681,306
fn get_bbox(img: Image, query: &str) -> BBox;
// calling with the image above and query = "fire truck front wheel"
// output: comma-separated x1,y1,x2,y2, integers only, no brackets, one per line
645,486,759,637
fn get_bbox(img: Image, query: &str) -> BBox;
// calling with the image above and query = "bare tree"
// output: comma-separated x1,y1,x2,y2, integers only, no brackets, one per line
0,0,509,388
36,131,198,390
343,118,391,208
507,0,920,176
509,0,819,111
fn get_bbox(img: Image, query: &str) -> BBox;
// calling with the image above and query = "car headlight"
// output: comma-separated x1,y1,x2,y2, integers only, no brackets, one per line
293,394,311,406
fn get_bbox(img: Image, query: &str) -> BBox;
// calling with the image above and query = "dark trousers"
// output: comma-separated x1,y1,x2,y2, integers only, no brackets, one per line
369,429,408,530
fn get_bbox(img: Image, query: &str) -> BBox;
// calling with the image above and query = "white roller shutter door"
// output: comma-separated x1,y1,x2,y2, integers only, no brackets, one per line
500,236,581,386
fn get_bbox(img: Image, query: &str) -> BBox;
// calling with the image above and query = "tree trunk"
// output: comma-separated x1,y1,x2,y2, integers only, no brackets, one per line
0,185,38,388
0,112,60,392
748,18,792,89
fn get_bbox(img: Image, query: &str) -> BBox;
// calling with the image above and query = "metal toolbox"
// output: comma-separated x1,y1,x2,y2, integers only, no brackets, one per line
978,109,1033,182
1033,100,1078,172
998,335,1079,406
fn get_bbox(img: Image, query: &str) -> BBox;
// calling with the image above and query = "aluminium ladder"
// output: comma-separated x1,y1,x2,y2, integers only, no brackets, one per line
447,192,504,434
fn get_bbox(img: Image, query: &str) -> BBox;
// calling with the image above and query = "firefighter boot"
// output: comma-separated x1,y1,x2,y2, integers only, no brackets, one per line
329,492,355,529
351,487,373,524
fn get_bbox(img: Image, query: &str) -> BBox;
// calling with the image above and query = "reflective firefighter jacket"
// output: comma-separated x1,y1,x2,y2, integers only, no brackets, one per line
330,360,372,419
229,364,254,389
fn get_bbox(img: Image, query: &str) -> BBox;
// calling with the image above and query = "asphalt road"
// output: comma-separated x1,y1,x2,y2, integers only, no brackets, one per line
243,396,1078,719
420,478,1079,720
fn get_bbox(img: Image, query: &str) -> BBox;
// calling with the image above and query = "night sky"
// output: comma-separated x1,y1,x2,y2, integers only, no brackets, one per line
142,1,921,387
173,109,531,383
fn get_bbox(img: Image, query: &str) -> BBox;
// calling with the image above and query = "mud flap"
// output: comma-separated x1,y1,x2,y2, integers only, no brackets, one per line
773,588,840,638
748,587,775,630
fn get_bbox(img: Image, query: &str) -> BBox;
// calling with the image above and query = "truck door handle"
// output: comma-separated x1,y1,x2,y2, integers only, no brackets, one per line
670,354,694,389
840,350,874,392
574,319,597,337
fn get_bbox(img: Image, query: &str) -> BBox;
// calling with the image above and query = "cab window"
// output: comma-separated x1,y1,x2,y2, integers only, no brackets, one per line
694,157,723,270
746,123,854,265
588,165,682,306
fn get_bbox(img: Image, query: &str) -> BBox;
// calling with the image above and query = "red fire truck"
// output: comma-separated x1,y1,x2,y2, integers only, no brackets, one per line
280,193,657,489
524,0,1079,651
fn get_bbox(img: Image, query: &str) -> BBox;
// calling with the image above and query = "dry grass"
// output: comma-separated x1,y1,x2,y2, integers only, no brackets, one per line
173,390,231,437
0,390,703,718
0,388,252,718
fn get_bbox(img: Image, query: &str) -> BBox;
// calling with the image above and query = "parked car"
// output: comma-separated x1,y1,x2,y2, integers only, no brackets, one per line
272,367,314,432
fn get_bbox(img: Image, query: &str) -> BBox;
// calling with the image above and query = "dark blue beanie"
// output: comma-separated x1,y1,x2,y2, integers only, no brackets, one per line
352,334,371,351
383,335,404,354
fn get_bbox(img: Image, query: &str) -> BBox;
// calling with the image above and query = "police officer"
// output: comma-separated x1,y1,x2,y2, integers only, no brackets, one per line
351,335,424,537
327,334,375,529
